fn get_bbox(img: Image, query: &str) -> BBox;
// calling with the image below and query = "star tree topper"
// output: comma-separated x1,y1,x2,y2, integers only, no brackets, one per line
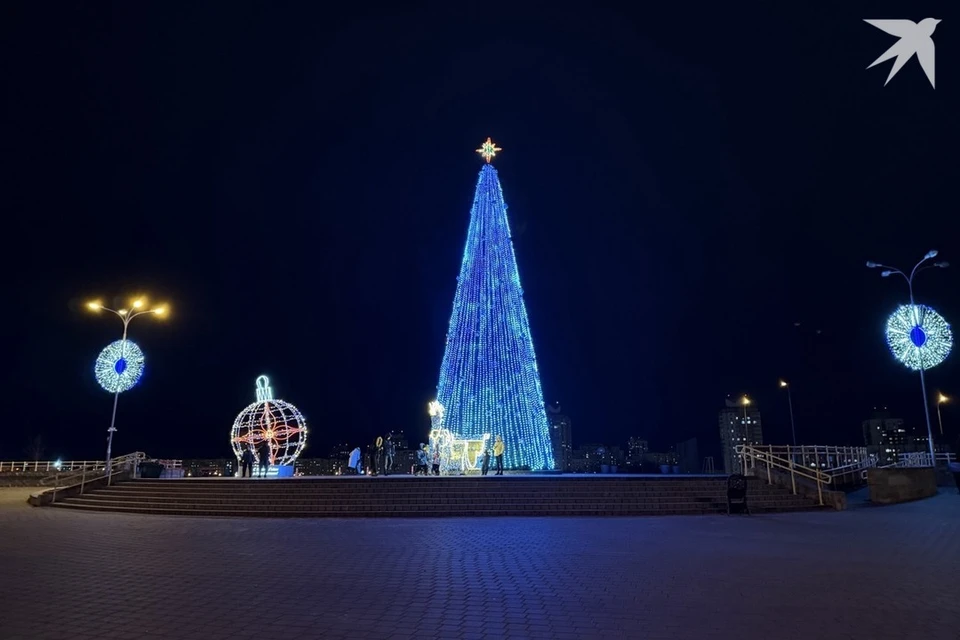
476,137,502,163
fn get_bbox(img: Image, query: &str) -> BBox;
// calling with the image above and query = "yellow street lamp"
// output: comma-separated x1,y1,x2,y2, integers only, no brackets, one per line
937,393,948,436
779,380,797,445
85,295,170,475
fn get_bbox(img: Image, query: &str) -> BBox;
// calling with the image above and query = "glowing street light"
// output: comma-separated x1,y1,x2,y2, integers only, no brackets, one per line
779,380,797,446
937,393,949,436
86,296,169,475
867,251,949,466
735,395,752,474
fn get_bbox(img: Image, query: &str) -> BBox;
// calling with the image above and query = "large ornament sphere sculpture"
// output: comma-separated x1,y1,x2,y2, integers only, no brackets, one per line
94,339,145,393
886,304,953,371
230,375,307,467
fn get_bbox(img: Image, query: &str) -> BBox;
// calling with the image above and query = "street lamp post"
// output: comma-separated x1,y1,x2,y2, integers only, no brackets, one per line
867,251,949,467
937,393,948,436
740,395,750,473
86,297,167,475
779,380,797,446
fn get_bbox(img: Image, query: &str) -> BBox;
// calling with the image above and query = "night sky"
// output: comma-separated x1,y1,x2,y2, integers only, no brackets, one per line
5,3,959,462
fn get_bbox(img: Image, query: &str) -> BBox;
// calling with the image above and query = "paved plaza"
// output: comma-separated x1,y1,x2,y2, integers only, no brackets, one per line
1,488,958,640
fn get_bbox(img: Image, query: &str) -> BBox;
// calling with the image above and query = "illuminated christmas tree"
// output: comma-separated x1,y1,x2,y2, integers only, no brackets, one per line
435,138,555,470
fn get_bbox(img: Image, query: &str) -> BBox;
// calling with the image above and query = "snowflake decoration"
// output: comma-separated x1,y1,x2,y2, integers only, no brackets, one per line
886,304,952,371
94,339,145,393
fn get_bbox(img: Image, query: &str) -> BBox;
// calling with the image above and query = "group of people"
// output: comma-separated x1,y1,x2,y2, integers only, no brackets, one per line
409,434,506,476
346,434,507,476
346,434,398,476
239,442,272,478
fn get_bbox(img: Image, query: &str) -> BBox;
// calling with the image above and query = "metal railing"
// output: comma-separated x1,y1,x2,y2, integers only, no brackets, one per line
152,459,184,470
895,452,956,468
45,452,147,504
0,460,109,473
2,458,184,473
736,445,876,507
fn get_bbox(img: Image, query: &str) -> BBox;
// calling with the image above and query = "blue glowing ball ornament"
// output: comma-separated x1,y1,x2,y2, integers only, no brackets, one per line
885,304,952,371
94,339,145,393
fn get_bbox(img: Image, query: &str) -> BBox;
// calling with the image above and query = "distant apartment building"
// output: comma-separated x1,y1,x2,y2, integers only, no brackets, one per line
719,397,763,474
184,459,232,477
627,437,649,469
546,402,573,471
329,443,353,459
570,444,604,473
295,458,342,476
862,407,928,465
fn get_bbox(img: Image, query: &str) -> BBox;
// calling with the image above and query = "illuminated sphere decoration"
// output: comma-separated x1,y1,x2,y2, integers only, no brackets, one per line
230,375,307,467
885,304,953,371
94,339,145,393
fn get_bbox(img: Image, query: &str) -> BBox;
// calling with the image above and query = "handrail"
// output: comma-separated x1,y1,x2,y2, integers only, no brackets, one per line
45,452,147,504
39,462,102,487
737,445,832,481
736,444,876,507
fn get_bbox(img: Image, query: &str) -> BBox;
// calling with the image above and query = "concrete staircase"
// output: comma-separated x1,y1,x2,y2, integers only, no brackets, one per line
47,475,824,517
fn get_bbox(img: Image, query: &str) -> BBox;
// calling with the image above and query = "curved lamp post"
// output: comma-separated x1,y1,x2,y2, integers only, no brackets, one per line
937,393,948,436
86,297,168,475
779,380,797,446
867,251,948,467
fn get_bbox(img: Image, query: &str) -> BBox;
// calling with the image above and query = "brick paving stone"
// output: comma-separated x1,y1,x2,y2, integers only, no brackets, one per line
1,490,959,639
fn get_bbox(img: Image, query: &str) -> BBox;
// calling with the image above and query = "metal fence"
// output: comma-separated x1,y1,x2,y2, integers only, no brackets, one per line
0,458,184,473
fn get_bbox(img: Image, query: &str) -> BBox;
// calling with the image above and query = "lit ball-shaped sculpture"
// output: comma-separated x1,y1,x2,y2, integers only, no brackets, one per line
94,339,145,393
886,304,953,371
230,375,307,467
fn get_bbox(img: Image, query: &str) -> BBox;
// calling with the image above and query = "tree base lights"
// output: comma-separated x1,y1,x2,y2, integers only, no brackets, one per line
428,401,490,474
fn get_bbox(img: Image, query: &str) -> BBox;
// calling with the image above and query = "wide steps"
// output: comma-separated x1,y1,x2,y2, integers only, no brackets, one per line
48,475,823,518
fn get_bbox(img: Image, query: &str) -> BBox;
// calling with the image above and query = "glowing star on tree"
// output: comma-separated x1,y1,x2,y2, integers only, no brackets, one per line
230,375,307,469
434,142,555,471
886,304,953,370
475,137,502,163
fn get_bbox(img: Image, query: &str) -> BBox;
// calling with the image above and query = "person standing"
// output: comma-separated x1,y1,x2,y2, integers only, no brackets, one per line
348,446,362,475
377,436,386,473
368,439,380,476
384,434,395,475
240,446,255,478
493,436,505,476
416,444,428,476
257,442,271,478
481,448,491,476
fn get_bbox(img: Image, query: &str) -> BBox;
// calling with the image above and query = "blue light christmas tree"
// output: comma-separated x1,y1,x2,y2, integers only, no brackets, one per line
435,139,555,470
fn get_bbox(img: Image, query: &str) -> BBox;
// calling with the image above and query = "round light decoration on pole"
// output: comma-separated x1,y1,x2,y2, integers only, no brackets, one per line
84,296,169,477
230,375,307,472
94,339,146,393
867,250,950,468
886,304,953,371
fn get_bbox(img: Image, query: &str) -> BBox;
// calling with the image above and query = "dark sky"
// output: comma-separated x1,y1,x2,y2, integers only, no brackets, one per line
5,2,959,461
